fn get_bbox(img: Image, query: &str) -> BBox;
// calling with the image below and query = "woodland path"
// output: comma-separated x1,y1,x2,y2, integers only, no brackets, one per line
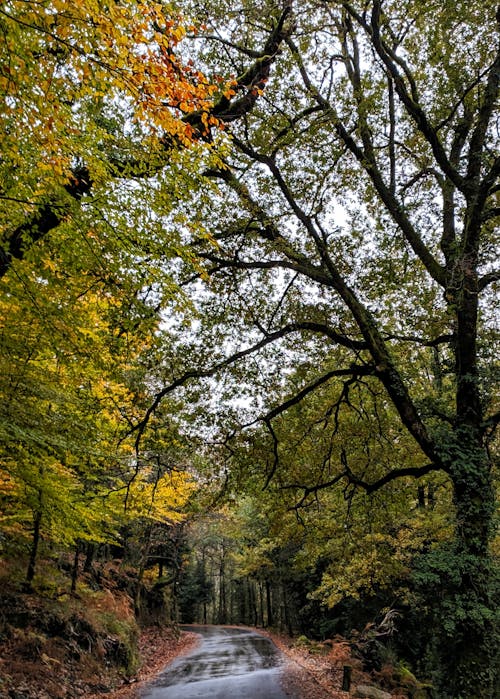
138,625,296,699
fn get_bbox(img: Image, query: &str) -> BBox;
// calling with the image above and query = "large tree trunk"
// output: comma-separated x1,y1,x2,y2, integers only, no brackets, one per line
442,438,496,699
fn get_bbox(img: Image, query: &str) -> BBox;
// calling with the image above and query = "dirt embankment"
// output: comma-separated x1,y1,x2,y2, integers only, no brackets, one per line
86,627,201,699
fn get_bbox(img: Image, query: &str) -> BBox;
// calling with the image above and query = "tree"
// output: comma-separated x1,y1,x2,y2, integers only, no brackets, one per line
0,0,294,278
0,0,294,594
0,0,216,258
137,1,499,695
0,242,198,586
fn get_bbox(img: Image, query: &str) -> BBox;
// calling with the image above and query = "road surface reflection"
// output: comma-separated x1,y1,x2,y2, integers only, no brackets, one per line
140,625,292,699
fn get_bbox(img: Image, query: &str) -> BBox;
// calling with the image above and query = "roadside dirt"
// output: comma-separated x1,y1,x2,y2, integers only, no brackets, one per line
0,620,409,699
91,626,408,699
266,630,355,699
86,628,202,699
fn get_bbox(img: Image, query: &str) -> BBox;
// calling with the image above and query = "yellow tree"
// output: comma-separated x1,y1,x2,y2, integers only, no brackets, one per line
0,0,292,589
0,0,291,276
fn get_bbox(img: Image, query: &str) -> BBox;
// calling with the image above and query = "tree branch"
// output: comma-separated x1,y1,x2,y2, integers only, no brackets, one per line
203,166,340,286
208,159,439,467
345,0,467,194
465,43,500,186
286,473,347,509
0,167,92,278
285,459,442,508
259,363,374,425
263,418,280,489
0,5,295,277
482,410,500,434
132,321,367,446
192,1,295,125
286,36,446,287
478,270,500,291
345,461,443,494
382,332,455,347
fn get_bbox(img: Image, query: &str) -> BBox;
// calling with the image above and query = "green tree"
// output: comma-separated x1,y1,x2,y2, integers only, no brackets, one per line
0,0,293,592
139,1,499,695
0,200,202,588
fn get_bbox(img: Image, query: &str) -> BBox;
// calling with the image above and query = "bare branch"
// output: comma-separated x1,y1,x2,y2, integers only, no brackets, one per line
479,270,500,291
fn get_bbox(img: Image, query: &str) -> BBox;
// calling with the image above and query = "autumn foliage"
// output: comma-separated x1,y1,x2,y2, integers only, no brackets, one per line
0,0,217,185
0,0,214,586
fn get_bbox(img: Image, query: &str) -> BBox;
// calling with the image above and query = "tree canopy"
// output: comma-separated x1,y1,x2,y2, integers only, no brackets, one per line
132,1,499,695
0,1,498,697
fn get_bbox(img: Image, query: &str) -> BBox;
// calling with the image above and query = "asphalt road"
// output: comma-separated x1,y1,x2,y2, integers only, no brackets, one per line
139,625,293,699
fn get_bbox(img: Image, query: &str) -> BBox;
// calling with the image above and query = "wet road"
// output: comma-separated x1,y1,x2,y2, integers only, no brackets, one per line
139,625,292,699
